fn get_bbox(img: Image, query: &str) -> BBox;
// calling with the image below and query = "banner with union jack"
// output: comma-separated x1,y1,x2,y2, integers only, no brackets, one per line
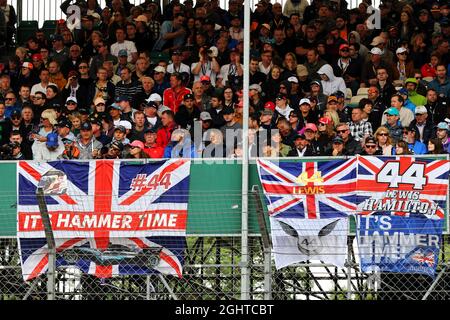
257,159,356,268
257,158,357,219
357,156,449,220
17,159,190,281
356,215,443,277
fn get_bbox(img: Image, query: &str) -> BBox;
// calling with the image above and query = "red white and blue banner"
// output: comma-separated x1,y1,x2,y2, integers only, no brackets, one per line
357,156,449,220
17,159,190,281
257,159,355,268
356,215,444,277
356,156,449,277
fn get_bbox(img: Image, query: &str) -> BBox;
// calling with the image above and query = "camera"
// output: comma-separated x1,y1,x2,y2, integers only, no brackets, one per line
0,143,17,160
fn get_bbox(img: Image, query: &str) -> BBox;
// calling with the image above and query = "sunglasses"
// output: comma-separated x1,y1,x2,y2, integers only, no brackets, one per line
340,49,349,52
337,129,347,133
365,145,377,149
41,117,48,121
11,116,21,120
79,65,88,69
5,98,14,100
378,133,388,136
318,123,326,126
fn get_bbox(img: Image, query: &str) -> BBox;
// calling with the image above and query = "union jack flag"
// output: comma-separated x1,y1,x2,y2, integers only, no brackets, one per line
410,251,436,267
17,159,190,281
357,156,449,219
257,159,357,219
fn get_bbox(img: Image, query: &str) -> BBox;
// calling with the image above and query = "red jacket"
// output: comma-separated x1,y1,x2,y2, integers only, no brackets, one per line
143,143,164,158
163,86,191,113
156,122,176,148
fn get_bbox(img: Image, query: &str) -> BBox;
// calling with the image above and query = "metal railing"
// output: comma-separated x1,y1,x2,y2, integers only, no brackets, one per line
7,0,377,28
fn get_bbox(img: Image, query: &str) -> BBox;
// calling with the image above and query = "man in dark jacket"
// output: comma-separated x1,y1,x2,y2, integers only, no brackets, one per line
409,105,434,144
335,122,363,155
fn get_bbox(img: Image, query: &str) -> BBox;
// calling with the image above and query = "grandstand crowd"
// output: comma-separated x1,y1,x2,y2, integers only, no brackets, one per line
0,0,449,160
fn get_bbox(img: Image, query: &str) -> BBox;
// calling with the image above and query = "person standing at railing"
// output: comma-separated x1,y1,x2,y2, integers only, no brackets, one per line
0,0,16,48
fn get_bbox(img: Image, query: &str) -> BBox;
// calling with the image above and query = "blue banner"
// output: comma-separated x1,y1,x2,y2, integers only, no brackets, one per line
357,215,443,277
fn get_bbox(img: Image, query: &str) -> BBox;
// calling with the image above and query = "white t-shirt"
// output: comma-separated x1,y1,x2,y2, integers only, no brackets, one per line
166,63,191,75
218,63,243,86
111,40,138,63
31,82,57,96
191,61,218,87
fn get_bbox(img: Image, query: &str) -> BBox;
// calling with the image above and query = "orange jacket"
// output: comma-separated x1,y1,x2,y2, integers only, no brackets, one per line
163,86,191,113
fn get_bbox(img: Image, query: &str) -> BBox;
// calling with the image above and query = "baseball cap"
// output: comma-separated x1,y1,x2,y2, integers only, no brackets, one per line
370,36,385,46
222,106,235,115
94,97,106,105
333,136,344,144
154,66,166,73
370,47,383,55
319,117,332,125
66,96,77,104
249,84,262,93
384,107,400,116
297,65,308,77
172,49,182,55
62,137,74,144
10,110,21,118
200,75,211,83
118,49,128,57
183,93,194,100
264,101,275,111
276,93,287,100
200,111,212,121
293,132,306,140
339,43,349,51
437,122,449,130
114,125,126,133
134,15,148,23
261,23,271,31
115,96,129,103
58,119,72,129
144,101,158,108
328,95,338,103
111,140,124,151
396,47,408,54
419,9,429,15
31,53,42,61
80,122,92,130
144,127,157,134
397,88,408,95
287,76,298,84
118,120,132,130
46,133,59,147
109,103,121,110
22,62,33,70
310,80,321,87
304,123,318,132
130,140,145,149
68,70,78,78
299,98,311,106
365,136,377,145
147,93,162,103
261,108,274,116
334,91,345,99
415,105,428,114
52,34,63,41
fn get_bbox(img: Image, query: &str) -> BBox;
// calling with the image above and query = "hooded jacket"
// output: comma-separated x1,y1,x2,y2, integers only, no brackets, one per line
317,64,347,96
405,78,427,107
348,31,368,58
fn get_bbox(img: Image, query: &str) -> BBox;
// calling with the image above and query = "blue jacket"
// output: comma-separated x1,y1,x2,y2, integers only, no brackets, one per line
164,140,197,158
407,141,427,155
428,77,450,98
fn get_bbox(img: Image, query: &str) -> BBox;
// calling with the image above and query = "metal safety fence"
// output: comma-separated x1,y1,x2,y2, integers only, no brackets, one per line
2,235,450,300
2,183,450,300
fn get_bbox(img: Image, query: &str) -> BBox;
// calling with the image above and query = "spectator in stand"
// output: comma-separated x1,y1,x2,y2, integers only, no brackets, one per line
156,109,176,149
394,140,412,155
361,136,382,155
335,122,362,155
142,127,164,158
421,52,440,79
163,72,191,113
374,126,394,156
428,64,450,97
31,69,56,98
348,106,373,143
110,27,138,64
48,61,67,91
409,105,434,144
381,94,414,128
403,125,427,155
427,138,446,155
317,64,346,96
